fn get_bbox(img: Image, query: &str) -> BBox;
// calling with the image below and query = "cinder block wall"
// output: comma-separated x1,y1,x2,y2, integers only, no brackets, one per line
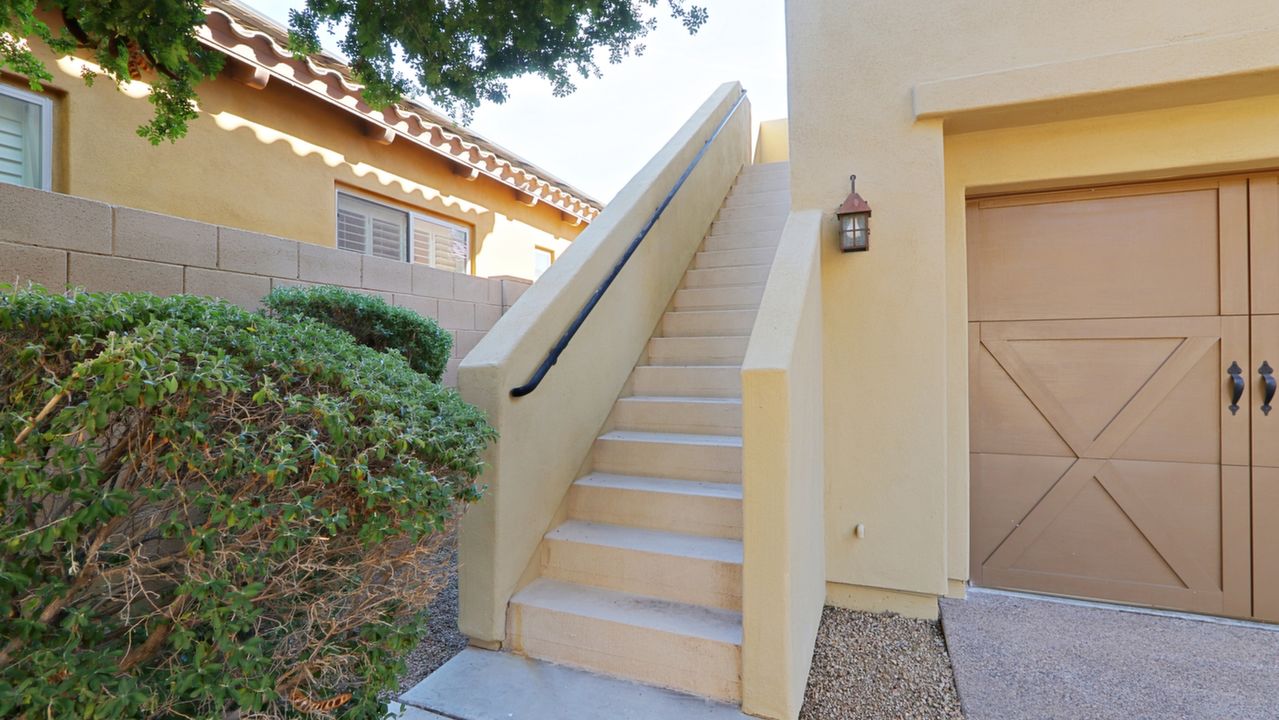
0,183,531,386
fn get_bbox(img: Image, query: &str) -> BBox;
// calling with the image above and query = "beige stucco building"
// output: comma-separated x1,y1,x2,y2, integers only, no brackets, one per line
452,2,1279,718
1,0,598,283
6,0,1279,717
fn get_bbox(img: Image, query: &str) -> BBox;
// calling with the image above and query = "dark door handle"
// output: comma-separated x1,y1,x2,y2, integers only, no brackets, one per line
1261,361,1275,416
1229,361,1245,415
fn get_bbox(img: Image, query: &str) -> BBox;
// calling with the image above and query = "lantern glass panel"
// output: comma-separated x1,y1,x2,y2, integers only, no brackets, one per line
840,212,870,252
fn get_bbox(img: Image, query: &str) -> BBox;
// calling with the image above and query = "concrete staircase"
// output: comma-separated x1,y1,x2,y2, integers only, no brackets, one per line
505,162,789,703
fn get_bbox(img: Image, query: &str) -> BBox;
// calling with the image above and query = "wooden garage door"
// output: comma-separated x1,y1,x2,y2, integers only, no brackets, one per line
968,177,1258,617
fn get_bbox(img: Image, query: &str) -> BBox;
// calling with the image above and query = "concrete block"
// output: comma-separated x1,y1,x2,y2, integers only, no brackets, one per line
0,241,67,291
114,207,217,267
218,227,299,278
502,278,531,309
412,264,454,299
507,580,743,703
647,336,749,366
475,303,501,331
271,277,318,291
569,473,743,539
69,254,183,295
661,309,756,337
298,243,361,286
437,299,475,330
631,365,741,398
456,329,486,359
393,294,439,320
0,184,111,253
184,267,272,310
683,266,770,288
362,255,413,293
486,278,503,306
346,286,393,303
540,520,742,611
453,273,489,303
593,431,741,484
672,285,765,311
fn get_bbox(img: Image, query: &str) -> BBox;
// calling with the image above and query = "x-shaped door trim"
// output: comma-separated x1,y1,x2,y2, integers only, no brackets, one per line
980,329,1220,593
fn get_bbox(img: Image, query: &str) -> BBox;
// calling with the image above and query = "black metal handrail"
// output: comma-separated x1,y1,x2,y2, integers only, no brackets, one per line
510,89,748,397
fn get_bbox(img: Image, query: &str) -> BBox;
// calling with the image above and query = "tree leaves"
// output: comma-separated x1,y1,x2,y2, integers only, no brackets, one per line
1,0,705,142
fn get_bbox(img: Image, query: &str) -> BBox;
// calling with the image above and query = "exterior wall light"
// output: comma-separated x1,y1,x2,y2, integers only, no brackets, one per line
835,174,872,252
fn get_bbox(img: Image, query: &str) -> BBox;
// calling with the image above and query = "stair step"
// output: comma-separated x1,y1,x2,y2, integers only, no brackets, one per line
702,230,782,253
541,521,743,610
682,266,771,289
743,160,789,173
692,247,776,269
647,336,750,365
631,365,741,398
508,579,742,702
723,188,789,208
661,309,757,337
593,430,742,483
731,174,789,194
672,285,764,311
612,395,742,434
716,204,789,222
569,473,743,538
710,215,786,238
736,165,789,183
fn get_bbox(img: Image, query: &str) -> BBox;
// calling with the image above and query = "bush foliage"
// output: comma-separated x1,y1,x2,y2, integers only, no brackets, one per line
0,288,494,719
263,286,452,384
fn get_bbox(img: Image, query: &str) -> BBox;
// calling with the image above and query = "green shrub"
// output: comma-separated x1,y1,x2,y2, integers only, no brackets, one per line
263,285,453,383
0,288,494,719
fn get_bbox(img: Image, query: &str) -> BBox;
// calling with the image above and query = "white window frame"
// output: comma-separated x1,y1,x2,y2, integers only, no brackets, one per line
0,83,53,190
333,189,472,273
334,189,410,261
532,245,555,279
409,212,472,275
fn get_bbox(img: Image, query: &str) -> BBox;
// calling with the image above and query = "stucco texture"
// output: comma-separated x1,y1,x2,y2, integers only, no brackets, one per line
784,0,1279,608
741,209,825,719
7,29,583,281
457,82,751,643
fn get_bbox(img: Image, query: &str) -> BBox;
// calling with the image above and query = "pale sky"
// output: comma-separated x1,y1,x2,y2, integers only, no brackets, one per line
247,0,788,202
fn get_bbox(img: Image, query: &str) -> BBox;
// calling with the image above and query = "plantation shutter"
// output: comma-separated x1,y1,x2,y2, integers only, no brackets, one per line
0,90,46,189
335,193,409,260
412,215,470,274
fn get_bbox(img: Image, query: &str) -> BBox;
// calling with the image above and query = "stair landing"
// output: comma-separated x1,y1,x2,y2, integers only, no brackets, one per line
400,648,753,720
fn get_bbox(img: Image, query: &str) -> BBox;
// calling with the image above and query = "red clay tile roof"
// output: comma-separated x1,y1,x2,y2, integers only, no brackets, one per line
200,0,601,222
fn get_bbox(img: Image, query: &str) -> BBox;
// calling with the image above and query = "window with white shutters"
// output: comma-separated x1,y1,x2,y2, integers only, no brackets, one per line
0,85,52,190
334,192,409,261
411,214,471,274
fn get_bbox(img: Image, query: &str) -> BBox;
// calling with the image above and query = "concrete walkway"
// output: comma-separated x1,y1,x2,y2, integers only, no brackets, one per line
940,590,1279,720
399,648,752,719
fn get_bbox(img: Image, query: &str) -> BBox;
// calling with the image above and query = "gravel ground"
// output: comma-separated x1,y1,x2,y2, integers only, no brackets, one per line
396,530,467,694
800,606,963,720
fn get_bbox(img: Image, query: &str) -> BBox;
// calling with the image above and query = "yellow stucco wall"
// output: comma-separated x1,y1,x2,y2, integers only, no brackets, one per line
457,83,750,643
785,0,1279,608
3,35,582,281
753,118,789,164
741,209,825,720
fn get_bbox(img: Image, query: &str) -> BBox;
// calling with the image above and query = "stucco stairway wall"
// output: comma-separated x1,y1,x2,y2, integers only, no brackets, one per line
0,182,528,386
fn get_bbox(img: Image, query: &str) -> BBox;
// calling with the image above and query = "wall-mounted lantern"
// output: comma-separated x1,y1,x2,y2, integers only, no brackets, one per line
835,174,872,252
